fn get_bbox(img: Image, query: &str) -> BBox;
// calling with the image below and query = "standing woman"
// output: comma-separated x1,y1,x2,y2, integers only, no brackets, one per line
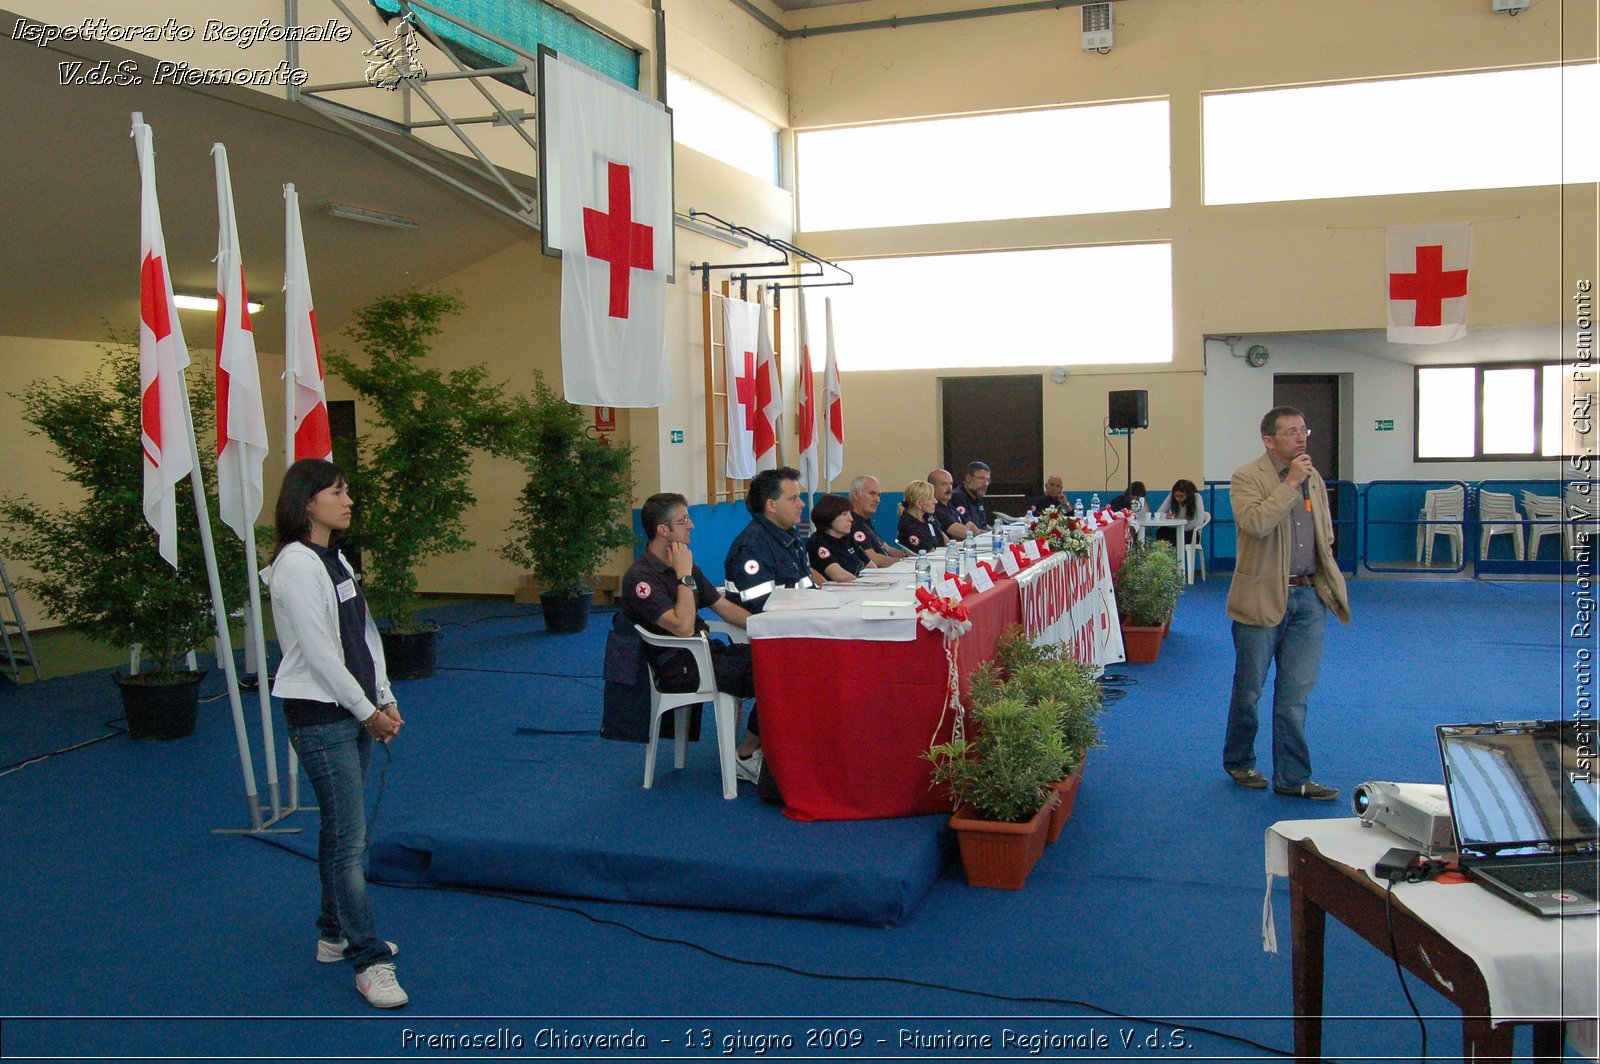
262,459,408,1009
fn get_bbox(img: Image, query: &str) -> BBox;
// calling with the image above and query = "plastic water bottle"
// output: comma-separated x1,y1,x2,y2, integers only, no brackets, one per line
992,533,1004,561
943,543,959,578
1074,497,1085,516
1090,492,1101,512
915,551,931,590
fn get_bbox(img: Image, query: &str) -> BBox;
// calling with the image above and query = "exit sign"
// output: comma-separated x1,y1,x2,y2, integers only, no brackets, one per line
669,430,684,444
1374,419,1394,432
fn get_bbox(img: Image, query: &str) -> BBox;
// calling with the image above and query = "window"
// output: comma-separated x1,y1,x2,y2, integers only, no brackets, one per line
1204,64,1599,205
797,100,1170,232
1415,363,1595,460
817,244,1172,372
666,72,780,185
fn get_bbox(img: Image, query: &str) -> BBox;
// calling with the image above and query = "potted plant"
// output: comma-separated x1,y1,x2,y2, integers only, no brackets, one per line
925,695,1067,889
499,373,635,634
325,288,517,678
1115,538,1183,663
0,332,239,739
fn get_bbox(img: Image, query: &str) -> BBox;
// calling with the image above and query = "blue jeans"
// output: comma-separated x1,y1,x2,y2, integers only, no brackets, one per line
288,717,392,973
1224,585,1328,789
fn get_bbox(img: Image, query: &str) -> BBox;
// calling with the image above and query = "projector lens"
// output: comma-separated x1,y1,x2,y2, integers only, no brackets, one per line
1352,786,1371,816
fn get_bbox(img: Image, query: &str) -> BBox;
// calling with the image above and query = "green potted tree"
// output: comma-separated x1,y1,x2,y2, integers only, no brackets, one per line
0,333,237,739
925,695,1067,889
1115,538,1184,662
500,372,635,634
325,288,517,678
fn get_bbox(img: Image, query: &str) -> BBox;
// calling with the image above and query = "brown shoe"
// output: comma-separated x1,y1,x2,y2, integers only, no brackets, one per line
1227,767,1268,789
1274,780,1340,801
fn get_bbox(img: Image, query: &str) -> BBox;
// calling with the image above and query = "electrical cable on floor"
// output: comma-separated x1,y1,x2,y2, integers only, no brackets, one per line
1383,880,1429,1063
433,664,603,691
250,832,1312,1060
0,717,128,778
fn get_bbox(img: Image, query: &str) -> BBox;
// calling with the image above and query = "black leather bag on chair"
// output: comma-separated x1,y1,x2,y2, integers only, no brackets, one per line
600,611,700,743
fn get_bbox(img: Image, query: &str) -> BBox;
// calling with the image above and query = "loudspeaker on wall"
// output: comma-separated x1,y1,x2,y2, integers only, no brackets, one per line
1108,389,1148,430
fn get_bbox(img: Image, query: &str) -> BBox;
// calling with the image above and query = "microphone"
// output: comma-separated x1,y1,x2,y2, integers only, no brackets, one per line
1301,476,1312,513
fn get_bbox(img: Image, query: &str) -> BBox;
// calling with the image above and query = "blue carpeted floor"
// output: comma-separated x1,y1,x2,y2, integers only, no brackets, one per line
0,577,1581,1061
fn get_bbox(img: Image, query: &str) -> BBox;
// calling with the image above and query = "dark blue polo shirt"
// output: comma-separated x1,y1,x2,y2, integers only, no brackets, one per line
724,515,812,612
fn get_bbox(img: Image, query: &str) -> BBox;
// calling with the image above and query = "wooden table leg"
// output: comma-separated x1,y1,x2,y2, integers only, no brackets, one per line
1290,867,1327,1062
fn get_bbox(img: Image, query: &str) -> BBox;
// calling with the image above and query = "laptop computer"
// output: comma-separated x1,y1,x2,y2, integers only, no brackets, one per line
1437,719,1600,918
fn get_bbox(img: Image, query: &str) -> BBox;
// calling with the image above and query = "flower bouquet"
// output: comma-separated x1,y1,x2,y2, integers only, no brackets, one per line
1026,506,1093,558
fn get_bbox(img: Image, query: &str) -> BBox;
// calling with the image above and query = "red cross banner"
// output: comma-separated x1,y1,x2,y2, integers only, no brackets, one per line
822,297,845,483
1387,223,1470,345
132,116,194,568
795,293,818,490
753,290,784,472
283,183,333,465
721,295,760,480
547,51,672,407
211,144,269,544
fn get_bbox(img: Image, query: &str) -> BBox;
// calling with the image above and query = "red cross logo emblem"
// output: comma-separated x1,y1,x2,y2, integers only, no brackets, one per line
582,161,654,319
1389,244,1467,327
734,350,757,429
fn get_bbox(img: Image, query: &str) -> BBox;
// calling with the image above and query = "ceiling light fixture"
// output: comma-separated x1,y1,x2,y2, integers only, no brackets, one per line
174,293,263,314
326,202,420,230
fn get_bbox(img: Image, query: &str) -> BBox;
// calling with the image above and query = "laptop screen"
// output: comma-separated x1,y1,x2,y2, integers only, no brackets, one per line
1438,720,1599,858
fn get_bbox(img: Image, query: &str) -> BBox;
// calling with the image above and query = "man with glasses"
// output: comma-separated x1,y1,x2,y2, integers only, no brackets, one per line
949,461,994,531
1223,406,1350,801
623,493,762,782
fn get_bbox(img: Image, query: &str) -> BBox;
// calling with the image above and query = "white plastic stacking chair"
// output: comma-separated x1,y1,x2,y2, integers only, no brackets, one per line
1416,486,1464,565
1183,511,1212,584
1522,491,1564,561
634,626,740,800
1476,490,1525,561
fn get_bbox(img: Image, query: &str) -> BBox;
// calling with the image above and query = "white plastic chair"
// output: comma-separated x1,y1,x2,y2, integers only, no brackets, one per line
1415,485,1464,565
1183,511,1212,584
1476,489,1525,561
634,625,740,800
1522,491,1565,561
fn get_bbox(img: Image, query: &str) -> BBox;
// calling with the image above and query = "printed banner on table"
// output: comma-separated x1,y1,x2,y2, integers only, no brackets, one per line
1015,533,1125,667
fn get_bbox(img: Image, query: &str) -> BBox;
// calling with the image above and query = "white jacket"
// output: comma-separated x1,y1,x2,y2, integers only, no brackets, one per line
261,541,394,720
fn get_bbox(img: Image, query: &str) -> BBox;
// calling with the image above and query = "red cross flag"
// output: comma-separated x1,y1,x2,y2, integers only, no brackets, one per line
546,52,672,407
283,184,333,464
822,297,845,483
133,116,194,568
211,145,269,543
795,293,818,490
721,295,759,480
1387,224,1470,345
753,290,784,472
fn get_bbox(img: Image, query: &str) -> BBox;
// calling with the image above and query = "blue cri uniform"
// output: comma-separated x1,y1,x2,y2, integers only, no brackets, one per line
724,515,813,612
949,486,991,530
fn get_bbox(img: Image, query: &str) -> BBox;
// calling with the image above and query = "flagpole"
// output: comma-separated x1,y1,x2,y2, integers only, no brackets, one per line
281,183,312,814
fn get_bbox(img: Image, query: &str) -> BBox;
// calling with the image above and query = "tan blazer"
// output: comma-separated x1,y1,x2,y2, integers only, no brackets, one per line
1225,453,1351,628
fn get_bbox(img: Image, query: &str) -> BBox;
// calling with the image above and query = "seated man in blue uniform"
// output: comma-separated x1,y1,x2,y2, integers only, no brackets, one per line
928,468,976,541
1029,474,1073,515
847,474,909,564
948,460,993,531
622,492,763,781
724,466,824,613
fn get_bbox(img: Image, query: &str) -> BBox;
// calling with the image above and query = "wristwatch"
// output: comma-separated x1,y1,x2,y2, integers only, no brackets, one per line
678,574,698,590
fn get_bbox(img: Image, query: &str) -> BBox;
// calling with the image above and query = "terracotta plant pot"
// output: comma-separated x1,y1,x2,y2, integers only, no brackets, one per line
1046,753,1089,844
1120,621,1164,663
949,799,1053,890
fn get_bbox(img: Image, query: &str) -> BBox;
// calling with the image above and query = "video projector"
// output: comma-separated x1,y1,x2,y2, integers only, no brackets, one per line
1352,781,1454,856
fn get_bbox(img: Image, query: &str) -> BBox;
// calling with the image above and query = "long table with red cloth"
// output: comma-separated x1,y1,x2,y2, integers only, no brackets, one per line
750,519,1128,822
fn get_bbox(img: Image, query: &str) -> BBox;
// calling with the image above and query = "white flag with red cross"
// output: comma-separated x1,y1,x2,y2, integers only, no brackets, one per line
547,51,672,407
212,144,269,543
133,116,194,568
721,295,759,480
822,297,845,483
1387,224,1470,345
795,293,818,490
283,184,333,464
753,290,784,472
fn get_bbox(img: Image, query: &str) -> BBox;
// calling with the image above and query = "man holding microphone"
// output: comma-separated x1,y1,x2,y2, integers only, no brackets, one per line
1222,406,1349,800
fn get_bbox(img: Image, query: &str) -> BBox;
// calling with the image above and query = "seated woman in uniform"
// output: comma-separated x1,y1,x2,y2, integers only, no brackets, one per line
806,493,872,583
896,480,947,554
1152,478,1207,547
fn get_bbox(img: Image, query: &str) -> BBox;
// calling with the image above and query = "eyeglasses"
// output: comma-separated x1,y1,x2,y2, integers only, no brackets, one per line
1274,428,1312,440
668,517,693,526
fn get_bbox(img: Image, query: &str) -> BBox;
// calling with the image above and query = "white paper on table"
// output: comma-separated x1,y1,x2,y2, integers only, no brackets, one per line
934,577,959,600
971,566,995,593
1001,551,1020,576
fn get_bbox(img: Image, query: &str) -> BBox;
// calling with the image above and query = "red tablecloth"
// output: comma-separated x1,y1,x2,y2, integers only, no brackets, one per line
752,519,1128,822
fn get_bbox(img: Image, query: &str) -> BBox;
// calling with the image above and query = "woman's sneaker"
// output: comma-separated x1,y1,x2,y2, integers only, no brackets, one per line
355,962,409,1008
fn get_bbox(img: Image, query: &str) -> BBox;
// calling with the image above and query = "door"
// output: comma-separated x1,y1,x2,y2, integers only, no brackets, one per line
941,375,1043,512
1273,374,1340,523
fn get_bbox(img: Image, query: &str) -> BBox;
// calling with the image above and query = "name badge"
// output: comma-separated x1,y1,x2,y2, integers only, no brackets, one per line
1000,551,1021,577
1023,540,1041,562
336,579,357,603
970,566,995,593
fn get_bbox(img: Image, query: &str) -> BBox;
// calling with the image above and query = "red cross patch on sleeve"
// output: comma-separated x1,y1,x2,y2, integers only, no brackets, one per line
853,530,866,542
743,559,760,575
818,547,830,559
909,535,920,546
635,581,652,599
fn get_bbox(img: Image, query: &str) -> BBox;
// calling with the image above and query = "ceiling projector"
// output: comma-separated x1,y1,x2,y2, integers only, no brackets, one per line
1352,781,1455,856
